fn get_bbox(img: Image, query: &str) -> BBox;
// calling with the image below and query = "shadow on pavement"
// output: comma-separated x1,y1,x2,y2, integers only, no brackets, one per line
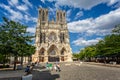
0,77,21,80
32,70,60,80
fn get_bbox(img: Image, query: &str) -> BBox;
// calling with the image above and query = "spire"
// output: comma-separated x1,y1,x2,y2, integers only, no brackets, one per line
38,8,48,23
56,10,66,24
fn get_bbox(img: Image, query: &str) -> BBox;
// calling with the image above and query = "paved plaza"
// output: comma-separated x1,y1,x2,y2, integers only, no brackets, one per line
0,62,120,80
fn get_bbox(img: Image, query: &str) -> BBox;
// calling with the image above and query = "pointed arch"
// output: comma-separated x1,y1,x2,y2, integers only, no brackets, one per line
48,45,59,62
48,45,58,55
61,47,66,55
39,47,45,55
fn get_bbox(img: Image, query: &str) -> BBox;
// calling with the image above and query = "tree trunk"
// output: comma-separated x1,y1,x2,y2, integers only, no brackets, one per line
20,52,24,68
28,56,31,65
3,55,6,67
20,56,23,68
13,56,17,70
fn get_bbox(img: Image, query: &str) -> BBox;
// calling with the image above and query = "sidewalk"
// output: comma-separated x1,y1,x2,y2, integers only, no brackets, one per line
0,64,46,80
0,68,13,71
0,69,24,80
85,62,120,68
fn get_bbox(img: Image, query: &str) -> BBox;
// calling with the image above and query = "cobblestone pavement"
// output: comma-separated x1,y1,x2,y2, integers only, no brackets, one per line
0,69,24,78
32,62,120,80
0,62,120,80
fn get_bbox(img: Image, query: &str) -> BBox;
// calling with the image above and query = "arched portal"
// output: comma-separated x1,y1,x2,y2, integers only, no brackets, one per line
61,48,66,61
39,48,45,62
48,45,59,62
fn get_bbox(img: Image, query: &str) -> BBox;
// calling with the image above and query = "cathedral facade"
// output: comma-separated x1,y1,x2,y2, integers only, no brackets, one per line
32,8,73,62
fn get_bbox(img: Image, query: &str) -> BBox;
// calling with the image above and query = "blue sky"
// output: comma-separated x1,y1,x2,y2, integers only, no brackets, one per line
0,0,120,53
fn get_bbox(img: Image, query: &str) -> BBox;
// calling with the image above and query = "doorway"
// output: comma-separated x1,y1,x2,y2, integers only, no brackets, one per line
48,56,59,62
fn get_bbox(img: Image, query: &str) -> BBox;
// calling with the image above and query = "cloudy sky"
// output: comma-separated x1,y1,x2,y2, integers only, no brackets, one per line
0,0,120,53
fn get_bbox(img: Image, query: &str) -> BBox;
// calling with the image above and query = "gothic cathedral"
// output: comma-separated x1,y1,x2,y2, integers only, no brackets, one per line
32,8,73,62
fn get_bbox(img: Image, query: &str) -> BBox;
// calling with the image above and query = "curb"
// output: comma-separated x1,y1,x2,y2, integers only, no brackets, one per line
85,62,120,68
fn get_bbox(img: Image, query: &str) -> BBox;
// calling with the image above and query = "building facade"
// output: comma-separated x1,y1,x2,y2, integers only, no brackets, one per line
32,8,72,62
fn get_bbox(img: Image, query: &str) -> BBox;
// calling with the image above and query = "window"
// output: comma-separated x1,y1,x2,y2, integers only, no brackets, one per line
40,33,46,43
42,11,45,21
48,33,57,42
61,50,64,55
60,13,62,22
60,33,65,43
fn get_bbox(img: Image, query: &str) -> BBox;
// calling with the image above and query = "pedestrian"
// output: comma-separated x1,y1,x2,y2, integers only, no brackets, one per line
56,63,61,72
54,63,57,71
46,62,49,69
25,65,30,73
49,63,53,71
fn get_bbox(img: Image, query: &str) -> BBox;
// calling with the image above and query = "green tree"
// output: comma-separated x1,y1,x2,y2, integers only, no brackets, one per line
73,53,80,60
0,17,35,70
111,24,120,57
78,24,120,63
79,45,96,61
79,49,85,60
112,24,120,34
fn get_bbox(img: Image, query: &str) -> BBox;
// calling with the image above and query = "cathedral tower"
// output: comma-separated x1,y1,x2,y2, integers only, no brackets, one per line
32,8,72,62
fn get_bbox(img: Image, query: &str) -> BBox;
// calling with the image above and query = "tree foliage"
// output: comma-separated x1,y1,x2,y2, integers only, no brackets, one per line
79,46,96,61
78,24,120,63
0,17,35,69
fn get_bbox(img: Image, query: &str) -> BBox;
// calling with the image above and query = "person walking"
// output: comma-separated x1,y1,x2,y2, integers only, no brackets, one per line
25,65,30,73
46,62,49,69
54,63,57,72
56,63,61,72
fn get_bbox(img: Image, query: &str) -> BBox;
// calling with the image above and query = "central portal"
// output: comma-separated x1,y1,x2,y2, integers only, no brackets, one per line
48,56,59,62
48,45,60,62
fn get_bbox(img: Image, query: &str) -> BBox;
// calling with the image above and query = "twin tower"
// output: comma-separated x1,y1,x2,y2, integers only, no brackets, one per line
32,8,72,62
38,8,66,23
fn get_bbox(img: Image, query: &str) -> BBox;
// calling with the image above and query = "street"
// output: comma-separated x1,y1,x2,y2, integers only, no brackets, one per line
0,62,120,80
33,62,120,80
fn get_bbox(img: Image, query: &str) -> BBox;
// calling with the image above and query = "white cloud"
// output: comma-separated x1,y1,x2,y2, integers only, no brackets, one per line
48,0,56,2
68,8,120,36
0,3,37,24
68,18,93,33
22,0,33,8
41,0,45,3
8,0,31,11
72,38,102,46
67,9,72,17
8,0,19,6
8,0,33,11
31,17,37,23
114,1,120,8
54,0,119,10
16,5,28,11
66,9,72,22
24,15,31,22
27,27,36,33
48,7,56,15
107,0,119,6
74,11,83,20
0,4,23,21
24,15,37,23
